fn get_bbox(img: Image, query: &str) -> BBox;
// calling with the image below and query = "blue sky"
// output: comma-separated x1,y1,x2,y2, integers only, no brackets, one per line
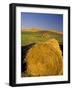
21,12,63,32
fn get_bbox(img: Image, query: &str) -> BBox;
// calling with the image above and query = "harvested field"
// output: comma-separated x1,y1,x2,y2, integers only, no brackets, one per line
21,30,63,46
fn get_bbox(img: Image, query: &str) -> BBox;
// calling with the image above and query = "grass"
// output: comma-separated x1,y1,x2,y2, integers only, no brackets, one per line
21,30,63,46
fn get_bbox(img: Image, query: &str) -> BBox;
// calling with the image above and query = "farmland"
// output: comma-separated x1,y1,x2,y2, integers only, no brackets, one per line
21,29,63,46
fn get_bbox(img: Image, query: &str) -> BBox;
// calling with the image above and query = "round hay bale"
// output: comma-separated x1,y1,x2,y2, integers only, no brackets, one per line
25,39,63,76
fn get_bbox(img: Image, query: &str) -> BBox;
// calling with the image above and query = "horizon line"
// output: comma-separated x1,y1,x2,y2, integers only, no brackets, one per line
21,28,63,32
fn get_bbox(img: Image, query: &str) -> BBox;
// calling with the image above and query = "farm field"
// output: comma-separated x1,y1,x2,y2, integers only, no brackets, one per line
21,29,63,46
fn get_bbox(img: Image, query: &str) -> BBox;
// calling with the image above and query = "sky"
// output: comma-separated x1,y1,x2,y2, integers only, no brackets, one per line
21,12,63,32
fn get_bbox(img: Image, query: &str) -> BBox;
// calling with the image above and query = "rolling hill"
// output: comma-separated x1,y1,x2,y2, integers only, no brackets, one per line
21,28,63,46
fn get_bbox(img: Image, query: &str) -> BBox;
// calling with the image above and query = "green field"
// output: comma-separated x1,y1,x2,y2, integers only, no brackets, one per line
21,30,63,46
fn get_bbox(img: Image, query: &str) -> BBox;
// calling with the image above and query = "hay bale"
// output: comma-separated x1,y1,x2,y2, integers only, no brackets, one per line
25,39,63,76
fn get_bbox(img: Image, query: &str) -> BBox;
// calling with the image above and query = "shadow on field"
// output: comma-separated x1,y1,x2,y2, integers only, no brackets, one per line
21,43,35,73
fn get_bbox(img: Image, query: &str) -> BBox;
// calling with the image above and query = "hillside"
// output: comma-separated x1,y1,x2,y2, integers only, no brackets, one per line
21,28,63,46
22,28,63,35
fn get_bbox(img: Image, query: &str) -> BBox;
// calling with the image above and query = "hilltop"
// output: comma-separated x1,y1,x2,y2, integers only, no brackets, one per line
22,28,42,32
22,28,63,35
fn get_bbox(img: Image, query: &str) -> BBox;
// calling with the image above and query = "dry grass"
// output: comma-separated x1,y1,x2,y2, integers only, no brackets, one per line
25,39,63,76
